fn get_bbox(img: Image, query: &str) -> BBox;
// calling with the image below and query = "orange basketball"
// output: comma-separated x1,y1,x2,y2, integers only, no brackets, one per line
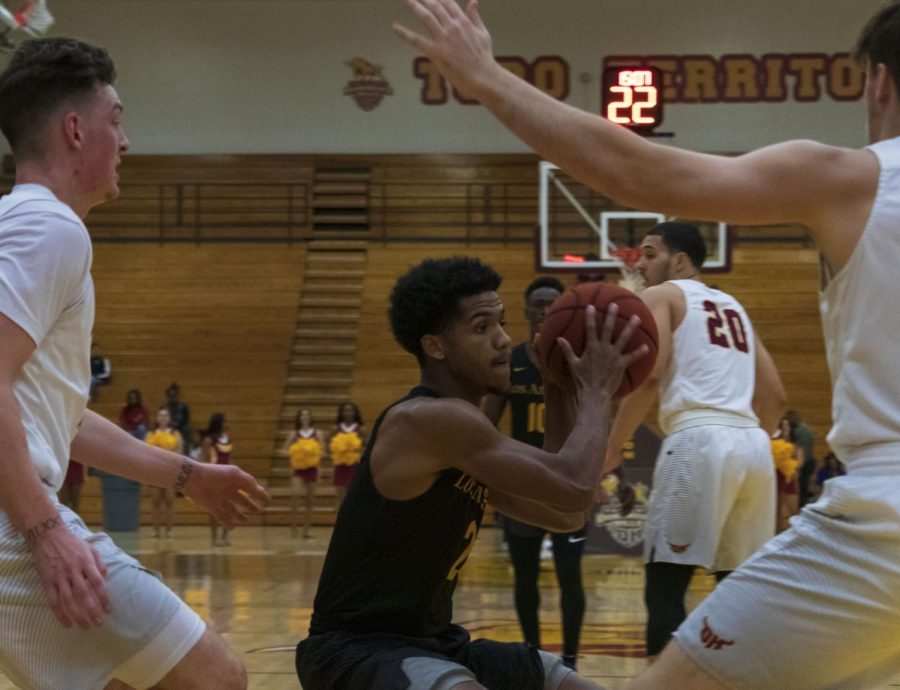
538,282,658,397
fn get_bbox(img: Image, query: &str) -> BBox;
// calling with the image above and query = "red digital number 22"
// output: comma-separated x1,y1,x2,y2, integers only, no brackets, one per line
703,301,749,353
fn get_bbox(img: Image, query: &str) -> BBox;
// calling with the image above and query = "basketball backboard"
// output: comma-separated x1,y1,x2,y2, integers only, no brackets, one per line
537,161,731,274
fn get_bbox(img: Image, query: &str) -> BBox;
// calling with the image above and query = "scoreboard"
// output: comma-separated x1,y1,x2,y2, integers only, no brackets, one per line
601,66,664,134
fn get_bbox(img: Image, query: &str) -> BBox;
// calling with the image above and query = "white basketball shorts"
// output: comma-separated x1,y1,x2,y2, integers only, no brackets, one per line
643,424,775,572
675,467,900,689
0,500,205,689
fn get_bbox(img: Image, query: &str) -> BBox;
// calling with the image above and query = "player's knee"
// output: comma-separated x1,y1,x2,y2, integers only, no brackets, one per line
205,639,246,689
158,629,247,690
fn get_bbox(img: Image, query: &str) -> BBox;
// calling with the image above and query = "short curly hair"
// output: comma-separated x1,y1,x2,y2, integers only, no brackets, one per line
389,257,502,363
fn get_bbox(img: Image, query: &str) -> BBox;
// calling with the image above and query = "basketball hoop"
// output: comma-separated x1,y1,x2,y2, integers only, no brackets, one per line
0,0,54,52
610,246,646,294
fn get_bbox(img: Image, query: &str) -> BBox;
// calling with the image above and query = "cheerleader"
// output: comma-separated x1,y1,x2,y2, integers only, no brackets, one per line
283,409,324,538
328,402,365,511
145,408,183,538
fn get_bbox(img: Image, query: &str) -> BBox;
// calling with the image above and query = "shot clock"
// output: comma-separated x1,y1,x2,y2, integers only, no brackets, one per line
602,66,664,134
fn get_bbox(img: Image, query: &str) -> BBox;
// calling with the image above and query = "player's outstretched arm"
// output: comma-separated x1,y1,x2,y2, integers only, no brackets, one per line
0,313,111,631
395,0,878,250
71,411,270,528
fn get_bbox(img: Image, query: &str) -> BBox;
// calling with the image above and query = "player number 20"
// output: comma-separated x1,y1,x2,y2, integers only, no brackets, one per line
703,301,749,353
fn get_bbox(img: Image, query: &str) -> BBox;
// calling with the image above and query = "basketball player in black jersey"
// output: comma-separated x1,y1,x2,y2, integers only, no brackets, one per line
296,257,647,690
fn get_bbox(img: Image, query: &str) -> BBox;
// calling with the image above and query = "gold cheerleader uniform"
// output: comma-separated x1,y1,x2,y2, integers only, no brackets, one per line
146,428,180,453
290,429,321,483
330,423,363,488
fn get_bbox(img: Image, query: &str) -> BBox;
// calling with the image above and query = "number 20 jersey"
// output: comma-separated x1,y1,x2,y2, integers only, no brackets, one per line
657,279,758,435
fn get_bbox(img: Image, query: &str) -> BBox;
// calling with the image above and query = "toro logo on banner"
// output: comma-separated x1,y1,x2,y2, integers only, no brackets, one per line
344,57,394,112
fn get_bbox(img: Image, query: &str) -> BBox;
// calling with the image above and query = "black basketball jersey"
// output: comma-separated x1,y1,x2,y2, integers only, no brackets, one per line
308,386,488,638
507,343,545,448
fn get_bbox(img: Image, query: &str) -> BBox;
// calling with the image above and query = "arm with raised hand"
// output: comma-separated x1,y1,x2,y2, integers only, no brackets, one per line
394,0,878,271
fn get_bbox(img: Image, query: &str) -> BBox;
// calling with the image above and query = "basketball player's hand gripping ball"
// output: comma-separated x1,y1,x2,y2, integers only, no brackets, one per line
539,282,659,397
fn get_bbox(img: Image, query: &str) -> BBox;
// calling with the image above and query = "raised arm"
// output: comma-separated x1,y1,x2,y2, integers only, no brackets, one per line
395,0,879,271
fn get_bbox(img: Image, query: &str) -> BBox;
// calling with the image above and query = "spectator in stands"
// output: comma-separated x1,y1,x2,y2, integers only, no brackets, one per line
119,388,149,440
145,408,184,538
88,342,111,401
329,402,365,511
785,410,817,507
202,413,234,546
165,382,192,455
283,409,324,539
57,460,85,512
814,452,847,498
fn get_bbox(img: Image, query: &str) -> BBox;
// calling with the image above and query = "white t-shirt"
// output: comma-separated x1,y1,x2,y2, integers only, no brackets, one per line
0,184,94,492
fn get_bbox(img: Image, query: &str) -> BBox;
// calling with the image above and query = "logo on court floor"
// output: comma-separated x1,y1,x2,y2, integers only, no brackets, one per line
700,617,734,650
344,57,393,111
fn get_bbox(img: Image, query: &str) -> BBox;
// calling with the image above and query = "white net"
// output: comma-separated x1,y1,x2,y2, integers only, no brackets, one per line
0,0,53,40
18,0,53,35
610,247,646,295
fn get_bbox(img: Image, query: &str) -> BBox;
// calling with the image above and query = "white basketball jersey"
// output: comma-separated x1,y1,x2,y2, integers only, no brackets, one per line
657,280,758,435
820,137,900,463
0,185,93,492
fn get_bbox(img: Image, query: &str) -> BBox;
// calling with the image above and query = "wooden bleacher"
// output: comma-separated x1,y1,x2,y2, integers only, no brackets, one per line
85,242,307,525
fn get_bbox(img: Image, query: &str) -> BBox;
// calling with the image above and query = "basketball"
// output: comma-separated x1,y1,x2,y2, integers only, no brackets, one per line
539,282,658,396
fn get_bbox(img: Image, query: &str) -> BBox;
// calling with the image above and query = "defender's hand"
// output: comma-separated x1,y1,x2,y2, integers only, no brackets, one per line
394,0,499,96
29,518,111,630
182,462,270,529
